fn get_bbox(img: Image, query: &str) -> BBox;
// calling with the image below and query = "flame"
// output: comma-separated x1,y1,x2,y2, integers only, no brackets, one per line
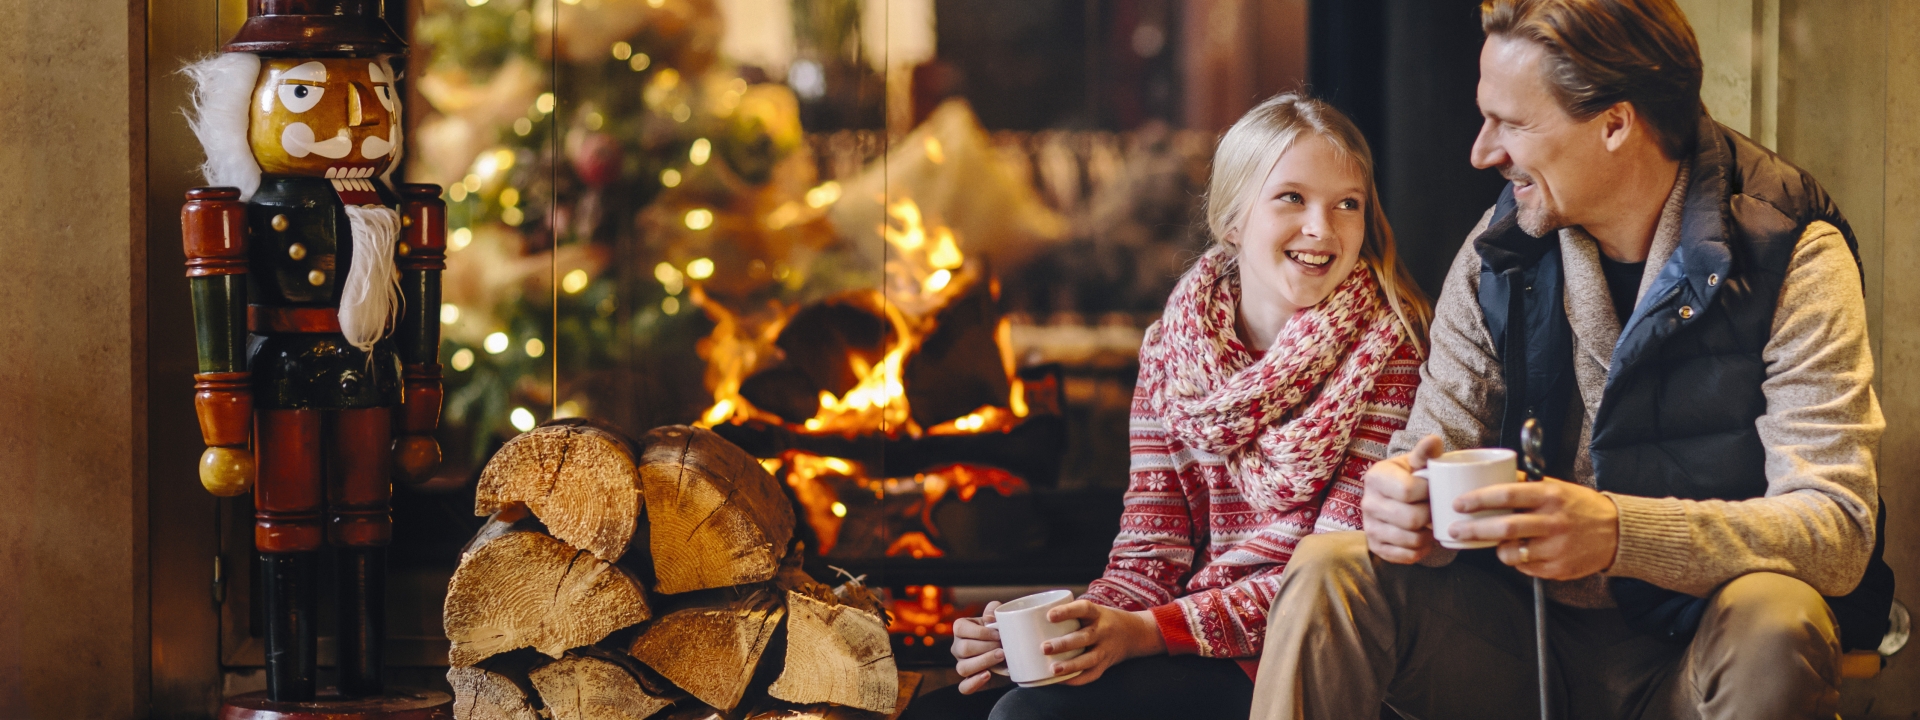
782,452,863,555
690,195,1040,563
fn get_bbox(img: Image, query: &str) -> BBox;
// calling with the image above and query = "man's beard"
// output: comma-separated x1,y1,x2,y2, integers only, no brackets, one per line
1505,167,1567,238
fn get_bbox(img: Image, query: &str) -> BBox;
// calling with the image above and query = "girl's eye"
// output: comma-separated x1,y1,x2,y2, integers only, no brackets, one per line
1279,192,1302,204
1339,199,1361,210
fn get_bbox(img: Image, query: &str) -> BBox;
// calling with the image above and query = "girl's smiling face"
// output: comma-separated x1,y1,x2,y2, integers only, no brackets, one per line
1233,134,1370,323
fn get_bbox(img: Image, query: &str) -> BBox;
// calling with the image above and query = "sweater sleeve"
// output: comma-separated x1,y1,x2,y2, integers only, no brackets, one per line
1606,222,1882,597
1082,386,1201,616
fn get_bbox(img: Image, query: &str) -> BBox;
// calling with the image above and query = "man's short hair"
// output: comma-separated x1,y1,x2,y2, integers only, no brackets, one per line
1482,0,1705,159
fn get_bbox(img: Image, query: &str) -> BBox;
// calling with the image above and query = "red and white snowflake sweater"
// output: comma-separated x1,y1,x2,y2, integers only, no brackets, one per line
1081,340,1423,669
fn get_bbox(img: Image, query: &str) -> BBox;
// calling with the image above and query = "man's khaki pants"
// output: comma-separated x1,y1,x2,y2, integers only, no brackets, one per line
1250,532,1841,720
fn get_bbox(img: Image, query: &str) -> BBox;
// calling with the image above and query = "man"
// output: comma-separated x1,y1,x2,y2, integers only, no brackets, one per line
1248,1,1894,719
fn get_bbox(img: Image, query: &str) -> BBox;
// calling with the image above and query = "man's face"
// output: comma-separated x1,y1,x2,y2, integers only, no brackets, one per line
249,57,401,177
1470,36,1612,237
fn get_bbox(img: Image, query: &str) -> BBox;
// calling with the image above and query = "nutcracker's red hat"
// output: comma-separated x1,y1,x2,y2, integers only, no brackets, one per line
222,0,406,56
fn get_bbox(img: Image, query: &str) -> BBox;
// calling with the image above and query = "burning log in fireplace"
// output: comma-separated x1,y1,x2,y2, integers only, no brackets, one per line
444,422,916,720
690,197,1069,564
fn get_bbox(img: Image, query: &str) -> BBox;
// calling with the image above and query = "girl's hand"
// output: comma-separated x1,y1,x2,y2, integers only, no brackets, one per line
951,600,1004,694
1039,600,1168,685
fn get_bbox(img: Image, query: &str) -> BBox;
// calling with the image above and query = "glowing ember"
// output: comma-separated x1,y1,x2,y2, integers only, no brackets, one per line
886,532,945,559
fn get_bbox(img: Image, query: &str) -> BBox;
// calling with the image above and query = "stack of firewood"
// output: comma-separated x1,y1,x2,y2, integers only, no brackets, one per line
443,421,915,720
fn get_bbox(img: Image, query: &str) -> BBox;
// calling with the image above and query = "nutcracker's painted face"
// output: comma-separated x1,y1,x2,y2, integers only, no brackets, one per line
249,57,400,177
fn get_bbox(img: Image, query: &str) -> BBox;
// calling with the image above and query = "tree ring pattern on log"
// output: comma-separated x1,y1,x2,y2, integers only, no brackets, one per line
528,655,674,720
640,426,795,594
447,665,541,720
627,588,785,711
476,423,642,562
768,592,898,713
444,530,651,667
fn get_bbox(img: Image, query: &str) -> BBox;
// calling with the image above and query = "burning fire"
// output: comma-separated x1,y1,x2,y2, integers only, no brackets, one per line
690,194,1036,560
695,197,1027,436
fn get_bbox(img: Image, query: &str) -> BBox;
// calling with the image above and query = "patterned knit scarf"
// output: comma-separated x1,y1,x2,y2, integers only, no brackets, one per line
1139,247,1407,512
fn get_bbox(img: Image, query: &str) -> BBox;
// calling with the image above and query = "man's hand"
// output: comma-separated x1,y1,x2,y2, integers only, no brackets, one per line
1450,479,1620,580
1040,601,1167,685
950,601,1004,694
1362,435,1444,564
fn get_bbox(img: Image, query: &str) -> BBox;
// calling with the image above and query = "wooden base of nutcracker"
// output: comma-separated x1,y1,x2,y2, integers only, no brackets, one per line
217,687,453,720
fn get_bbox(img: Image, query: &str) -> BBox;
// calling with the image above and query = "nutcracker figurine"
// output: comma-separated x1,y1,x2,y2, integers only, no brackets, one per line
181,1,448,714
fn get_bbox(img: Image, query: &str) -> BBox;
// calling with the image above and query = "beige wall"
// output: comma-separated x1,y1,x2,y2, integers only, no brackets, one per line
1681,0,1919,714
0,0,149,718
1861,0,1920,714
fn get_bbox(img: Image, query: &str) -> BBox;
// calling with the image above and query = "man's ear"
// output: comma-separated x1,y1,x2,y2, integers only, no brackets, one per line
1600,101,1637,153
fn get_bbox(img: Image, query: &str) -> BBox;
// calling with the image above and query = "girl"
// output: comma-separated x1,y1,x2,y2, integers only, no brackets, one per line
913,93,1431,720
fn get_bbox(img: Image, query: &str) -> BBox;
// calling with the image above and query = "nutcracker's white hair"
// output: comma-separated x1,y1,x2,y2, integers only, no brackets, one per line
183,52,264,201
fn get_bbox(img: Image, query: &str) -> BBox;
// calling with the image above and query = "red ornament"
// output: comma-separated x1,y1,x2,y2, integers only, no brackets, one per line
569,131,624,187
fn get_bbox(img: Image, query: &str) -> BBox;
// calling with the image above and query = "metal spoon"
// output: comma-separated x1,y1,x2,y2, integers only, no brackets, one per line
1521,418,1549,720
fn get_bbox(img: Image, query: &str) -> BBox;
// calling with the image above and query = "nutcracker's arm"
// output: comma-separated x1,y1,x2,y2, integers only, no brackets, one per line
183,187,255,496
392,183,447,481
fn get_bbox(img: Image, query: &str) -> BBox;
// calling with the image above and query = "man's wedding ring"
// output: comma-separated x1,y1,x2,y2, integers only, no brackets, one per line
1517,541,1532,565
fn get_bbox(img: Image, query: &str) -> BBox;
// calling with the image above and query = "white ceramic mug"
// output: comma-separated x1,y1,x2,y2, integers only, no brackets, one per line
1417,448,1518,549
985,589,1085,687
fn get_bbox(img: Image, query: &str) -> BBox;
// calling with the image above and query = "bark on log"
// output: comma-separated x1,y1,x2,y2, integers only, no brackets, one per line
627,586,786,712
639,426,795,594
445,524,652,666
448,665,541,720
476,419,644,562
528,654,675,720
767,592,897,713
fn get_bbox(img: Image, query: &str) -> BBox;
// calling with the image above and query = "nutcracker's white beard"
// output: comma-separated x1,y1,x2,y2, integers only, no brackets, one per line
183,52,264,201
339,205,403,354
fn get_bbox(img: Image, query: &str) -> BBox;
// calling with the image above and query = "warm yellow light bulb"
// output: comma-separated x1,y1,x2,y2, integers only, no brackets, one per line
561,269,589,294
484,332,510,354
684,209,714,231
687,257,715,279
805,181,841,208
661,168,681,187
524,338,546,358
509,407,536,432
450,227,472,250
440,303,460,324
450,348,475,371
689,138,711,166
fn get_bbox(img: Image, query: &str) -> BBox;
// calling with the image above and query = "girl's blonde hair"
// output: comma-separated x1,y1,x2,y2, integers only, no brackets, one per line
1204,92,1432,348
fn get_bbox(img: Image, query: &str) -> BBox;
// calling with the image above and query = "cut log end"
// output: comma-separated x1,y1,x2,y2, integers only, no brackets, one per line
747,671,922,720
448,665,541,720
640,426,796,595
445,529,651,667
529,654,675,720
768,592,897,713
477,420,643,562
627,587,786,711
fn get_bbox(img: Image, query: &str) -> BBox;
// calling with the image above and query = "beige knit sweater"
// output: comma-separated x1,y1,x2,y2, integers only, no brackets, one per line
1390,169,1884,607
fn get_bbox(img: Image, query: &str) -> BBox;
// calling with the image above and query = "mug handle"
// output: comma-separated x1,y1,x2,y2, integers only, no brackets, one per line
983,620,1009,676
1411,469,1432,529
